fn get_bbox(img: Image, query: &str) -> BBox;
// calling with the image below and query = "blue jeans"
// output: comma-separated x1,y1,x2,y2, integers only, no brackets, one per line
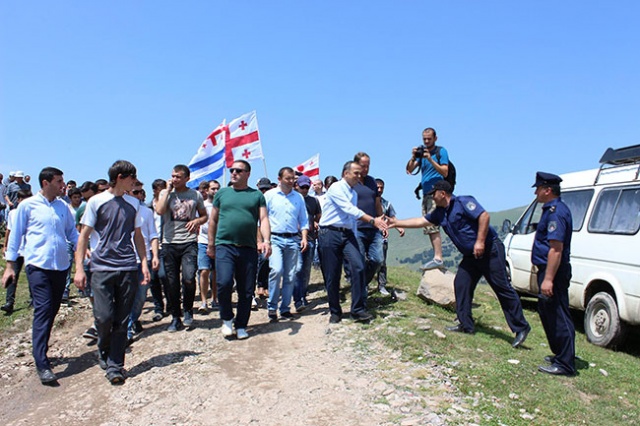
163,242,198,318
318,227,367,318
26,265,68,370
267,235,301,313
92,270,138,375
216,245,258,329
128,262,150,338
294,239,316,308
356,227,384,286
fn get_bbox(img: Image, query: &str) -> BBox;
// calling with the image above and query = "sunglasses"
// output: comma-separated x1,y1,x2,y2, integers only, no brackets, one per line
229,168,247,174
132,190,142,195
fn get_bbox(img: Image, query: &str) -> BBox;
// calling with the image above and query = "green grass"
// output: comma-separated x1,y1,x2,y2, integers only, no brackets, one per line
362,266,640,425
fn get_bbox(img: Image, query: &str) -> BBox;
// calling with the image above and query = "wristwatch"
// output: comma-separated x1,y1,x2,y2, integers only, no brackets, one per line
369,218,375,226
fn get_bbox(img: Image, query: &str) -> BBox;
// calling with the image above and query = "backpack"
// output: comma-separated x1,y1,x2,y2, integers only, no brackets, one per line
434,146,456,192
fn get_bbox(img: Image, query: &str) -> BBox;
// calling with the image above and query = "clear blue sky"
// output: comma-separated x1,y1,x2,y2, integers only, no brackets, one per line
2,1,639,218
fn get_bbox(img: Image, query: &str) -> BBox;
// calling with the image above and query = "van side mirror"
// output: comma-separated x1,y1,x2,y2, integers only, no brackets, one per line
502,219,512,234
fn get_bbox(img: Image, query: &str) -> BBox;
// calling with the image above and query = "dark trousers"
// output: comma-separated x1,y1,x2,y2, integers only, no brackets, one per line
454,241,530,334
163,242,197,318
5,256,25,306
216,245,258,329
26,265,68,370
318,227,367,317
256,252,269,290
92,270,138,374
149,251,167,314
537,263,575,373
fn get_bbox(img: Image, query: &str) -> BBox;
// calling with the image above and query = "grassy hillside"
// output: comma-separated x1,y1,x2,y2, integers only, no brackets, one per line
386,204,527,270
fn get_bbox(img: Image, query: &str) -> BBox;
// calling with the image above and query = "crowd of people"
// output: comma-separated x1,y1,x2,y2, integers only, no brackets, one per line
1,127,576,386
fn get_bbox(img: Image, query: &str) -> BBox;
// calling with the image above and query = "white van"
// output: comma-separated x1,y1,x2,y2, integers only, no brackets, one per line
503,145,640,348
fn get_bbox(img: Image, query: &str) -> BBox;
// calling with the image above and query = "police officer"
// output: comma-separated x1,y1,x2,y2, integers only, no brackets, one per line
531,172,575,376
388,180,530,347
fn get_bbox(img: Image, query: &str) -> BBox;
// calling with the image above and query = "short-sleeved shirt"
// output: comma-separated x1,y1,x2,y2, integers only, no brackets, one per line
197,200,214,244
354,175,379,229
160,189,205,245
421,146,449,195
303,194,321,240
532,197,573,266
81,191,142,272
427,195,498,257
213,187,265,248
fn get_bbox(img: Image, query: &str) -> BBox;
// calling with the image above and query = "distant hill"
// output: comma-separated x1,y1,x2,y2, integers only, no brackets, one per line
386,204,528,271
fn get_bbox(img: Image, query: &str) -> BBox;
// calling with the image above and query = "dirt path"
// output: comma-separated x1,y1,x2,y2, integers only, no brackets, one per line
0,279,465,426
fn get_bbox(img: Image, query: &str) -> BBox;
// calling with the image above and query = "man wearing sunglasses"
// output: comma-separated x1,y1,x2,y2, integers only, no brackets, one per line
207,160,271,340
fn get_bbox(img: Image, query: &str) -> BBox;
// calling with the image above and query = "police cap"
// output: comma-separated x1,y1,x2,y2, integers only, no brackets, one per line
532,171,562,187
427,180,453,195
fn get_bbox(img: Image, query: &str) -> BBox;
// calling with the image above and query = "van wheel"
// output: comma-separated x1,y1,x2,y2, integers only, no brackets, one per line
584,292,625,347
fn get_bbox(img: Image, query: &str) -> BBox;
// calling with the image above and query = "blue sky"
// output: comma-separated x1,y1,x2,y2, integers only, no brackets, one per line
2,1,639,218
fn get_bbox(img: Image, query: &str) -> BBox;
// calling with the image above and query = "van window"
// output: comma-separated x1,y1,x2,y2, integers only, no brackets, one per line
589,186,640,235
514,200,542,235
562,189,593,231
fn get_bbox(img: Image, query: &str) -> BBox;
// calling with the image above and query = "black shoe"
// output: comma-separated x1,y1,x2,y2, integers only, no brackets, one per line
280,311,295,320
537,364,575,376
544,355,556,364
445,324,474,334
82,326,98,340
1,303,14,315
512,327,530,348
167,318,184,332
351,312,373,323
152,312,164,322
37,368,58,384
132,321,143,334
329,314,342,324
268,310,278,322
97,352,107,370
106,370,126,385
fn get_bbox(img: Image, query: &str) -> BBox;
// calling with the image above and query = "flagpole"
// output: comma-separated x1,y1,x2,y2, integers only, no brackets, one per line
262,158,268,180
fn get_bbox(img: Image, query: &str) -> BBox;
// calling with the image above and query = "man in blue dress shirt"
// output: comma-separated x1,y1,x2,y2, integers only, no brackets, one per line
317,161,387,324
2,167,79,385
389,180,530,348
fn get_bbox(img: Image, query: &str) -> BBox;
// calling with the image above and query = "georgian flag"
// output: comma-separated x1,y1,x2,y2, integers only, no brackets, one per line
225,110,263,167
295,153,320,181
187,120,226,189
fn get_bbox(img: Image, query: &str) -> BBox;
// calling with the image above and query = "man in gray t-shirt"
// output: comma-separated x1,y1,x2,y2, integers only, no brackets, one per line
155,164,207,332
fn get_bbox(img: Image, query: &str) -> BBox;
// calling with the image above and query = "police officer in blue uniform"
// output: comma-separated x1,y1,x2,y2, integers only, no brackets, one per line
531,172,575,376
389,180,530,347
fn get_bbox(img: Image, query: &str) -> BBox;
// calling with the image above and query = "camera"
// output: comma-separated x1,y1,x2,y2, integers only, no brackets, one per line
414,145,425,160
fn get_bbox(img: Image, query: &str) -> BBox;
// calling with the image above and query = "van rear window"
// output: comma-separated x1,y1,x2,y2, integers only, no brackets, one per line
562,190,593,231
589,186,640,235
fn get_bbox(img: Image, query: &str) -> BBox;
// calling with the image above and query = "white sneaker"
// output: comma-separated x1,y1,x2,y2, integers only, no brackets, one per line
251,297,258,310
236,328,249,340
421,258,444,270
221,320,234,337
378,285,391,296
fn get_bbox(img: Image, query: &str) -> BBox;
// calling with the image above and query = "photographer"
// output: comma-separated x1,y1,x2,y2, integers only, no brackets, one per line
405,127,449,270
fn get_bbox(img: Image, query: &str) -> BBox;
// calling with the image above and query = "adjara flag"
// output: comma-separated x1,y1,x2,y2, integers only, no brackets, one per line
187,120,226,189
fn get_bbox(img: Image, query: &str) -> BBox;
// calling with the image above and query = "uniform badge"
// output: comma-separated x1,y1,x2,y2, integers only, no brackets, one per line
550,206,556,213
466,201,477,211
548,221,557,233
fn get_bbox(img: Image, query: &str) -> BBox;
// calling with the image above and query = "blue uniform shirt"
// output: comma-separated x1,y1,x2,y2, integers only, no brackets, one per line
354,175,379,229
426,195,497,256
532,197,572,266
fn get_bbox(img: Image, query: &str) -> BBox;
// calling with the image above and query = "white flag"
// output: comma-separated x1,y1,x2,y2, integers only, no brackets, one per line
295,153,320,181
225,110,263,167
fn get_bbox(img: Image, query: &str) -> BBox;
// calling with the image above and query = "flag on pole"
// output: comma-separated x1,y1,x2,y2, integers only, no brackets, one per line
187,120,227,189
295,153,320,181
225,110,263,167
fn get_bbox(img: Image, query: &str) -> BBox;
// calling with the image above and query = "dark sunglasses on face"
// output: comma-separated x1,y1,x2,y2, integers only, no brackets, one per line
229,168,247,174
132,190,142,195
